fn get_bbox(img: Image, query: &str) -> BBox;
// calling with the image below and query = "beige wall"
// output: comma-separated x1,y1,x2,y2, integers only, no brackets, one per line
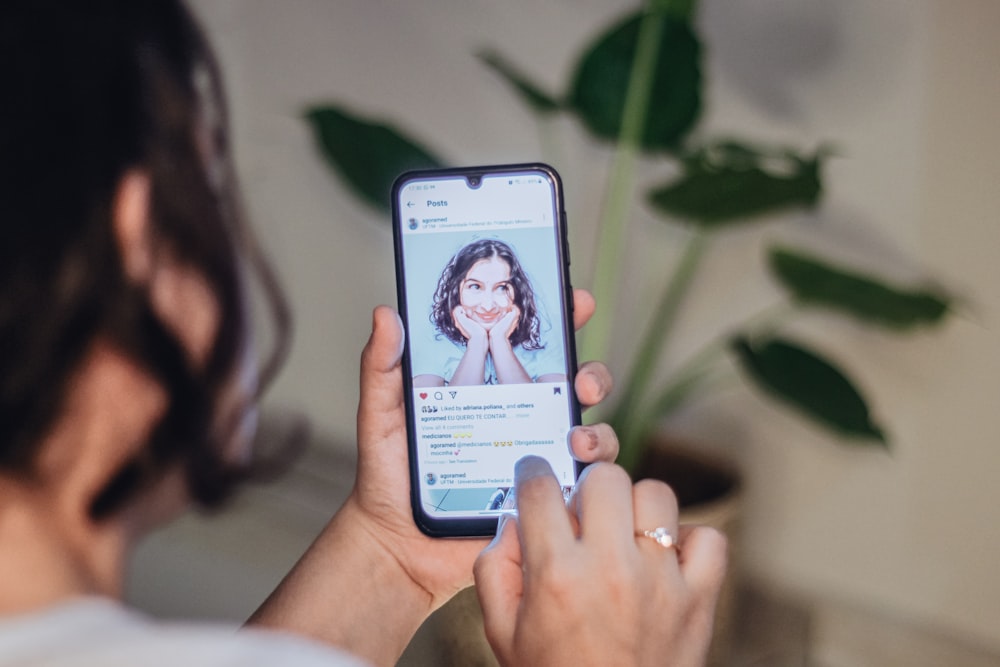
190,0,1000,651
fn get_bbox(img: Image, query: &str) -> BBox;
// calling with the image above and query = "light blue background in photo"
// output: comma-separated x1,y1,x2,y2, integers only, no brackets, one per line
400,227,568,376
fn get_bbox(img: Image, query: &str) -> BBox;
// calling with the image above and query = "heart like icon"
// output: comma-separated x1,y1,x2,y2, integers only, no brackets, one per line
419,392,428,400
454,450,460,456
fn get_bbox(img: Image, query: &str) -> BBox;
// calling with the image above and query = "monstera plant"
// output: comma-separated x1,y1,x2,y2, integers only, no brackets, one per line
302,0,951,475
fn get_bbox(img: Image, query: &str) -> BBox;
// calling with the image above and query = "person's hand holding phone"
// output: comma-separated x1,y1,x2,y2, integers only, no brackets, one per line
475,457,728,667
348,293,615,603
249,291,620,666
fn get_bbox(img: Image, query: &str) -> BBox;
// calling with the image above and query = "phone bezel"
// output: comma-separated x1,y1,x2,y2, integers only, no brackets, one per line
391,163,582,538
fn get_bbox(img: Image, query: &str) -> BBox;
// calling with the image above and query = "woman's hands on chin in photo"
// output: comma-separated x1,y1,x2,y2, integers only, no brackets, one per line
489,305,520,347
349,289,617,609
452,305,486,342
475,456,728,667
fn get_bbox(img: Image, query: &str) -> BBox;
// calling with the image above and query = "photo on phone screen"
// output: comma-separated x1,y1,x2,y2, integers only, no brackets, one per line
392,164,581,537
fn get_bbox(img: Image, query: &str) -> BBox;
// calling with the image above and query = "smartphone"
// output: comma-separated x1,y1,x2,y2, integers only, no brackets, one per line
392,163,582,537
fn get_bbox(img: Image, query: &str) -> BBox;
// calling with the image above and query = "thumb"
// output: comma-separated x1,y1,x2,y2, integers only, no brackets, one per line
357,306,405,443
474,515,522,656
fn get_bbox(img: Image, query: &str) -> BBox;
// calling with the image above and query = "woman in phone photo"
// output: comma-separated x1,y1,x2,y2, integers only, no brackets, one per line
414,238,566,386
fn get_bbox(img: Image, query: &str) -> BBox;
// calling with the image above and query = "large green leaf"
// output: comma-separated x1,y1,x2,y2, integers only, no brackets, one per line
769,247,951,329
567,10,701,150
304,106,444,213
732,336,887,445
648,141,823,226
477,50,562,114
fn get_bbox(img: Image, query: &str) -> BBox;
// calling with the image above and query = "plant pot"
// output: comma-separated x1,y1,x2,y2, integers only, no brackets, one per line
406,438,742,667
633,437,743,667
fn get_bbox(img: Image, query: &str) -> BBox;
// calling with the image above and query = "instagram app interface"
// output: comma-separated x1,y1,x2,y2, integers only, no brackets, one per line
397,170,576,519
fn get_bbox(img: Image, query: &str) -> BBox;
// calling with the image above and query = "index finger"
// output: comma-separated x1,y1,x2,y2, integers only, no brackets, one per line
512,456,575,567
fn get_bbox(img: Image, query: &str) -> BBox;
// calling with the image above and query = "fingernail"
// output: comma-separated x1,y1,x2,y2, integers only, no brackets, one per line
514,455,550,485
566,426,597,456
393,312,405,358
582,369,605,397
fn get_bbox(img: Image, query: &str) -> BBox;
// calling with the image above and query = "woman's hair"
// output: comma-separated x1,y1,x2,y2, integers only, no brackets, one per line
0,0,292,518
430,239,543,350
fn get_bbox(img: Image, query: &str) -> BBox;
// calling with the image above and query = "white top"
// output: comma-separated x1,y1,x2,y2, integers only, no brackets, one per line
0,598,367,667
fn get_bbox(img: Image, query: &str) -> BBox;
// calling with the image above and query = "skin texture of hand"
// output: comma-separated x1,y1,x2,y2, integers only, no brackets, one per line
475,457,728,667
486,305,530,384
452,305,487,342
452,303,531,385
490,304,520,345
248,290,618,666
448,305,489,386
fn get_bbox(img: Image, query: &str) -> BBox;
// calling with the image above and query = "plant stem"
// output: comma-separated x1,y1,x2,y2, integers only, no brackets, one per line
618,299,801,469
579,3,668,366
647,300,800,415
640,331,730,429
617,366,725,473
657,0,698,18
613,230,708,463
536,114,563,170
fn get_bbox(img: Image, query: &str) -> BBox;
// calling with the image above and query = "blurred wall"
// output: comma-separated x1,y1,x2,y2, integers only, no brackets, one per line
190,0,1000,652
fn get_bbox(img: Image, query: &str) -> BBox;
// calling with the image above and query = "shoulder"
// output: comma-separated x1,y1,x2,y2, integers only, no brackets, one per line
411,328,462,380
0,598,367,667
515,339,564,376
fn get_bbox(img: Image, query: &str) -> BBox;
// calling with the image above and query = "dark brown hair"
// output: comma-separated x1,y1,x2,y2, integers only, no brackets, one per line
0,0,292,518
430,238,543,351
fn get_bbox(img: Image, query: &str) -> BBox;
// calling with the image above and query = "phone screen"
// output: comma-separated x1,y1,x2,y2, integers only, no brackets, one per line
392,164,580,537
